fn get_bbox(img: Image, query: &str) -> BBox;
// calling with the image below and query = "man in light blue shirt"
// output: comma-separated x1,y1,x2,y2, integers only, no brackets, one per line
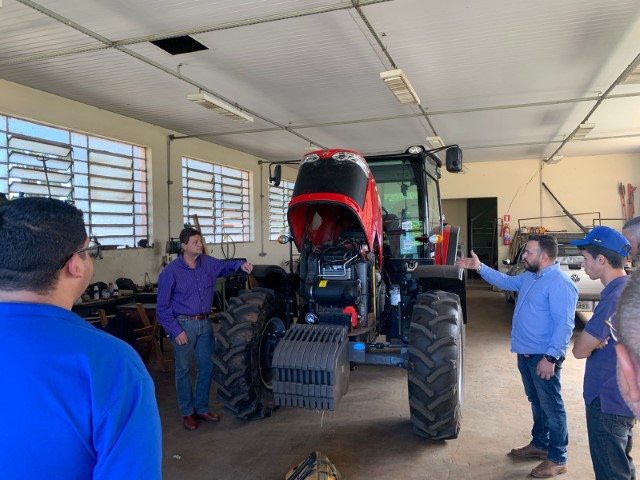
457,234,578,478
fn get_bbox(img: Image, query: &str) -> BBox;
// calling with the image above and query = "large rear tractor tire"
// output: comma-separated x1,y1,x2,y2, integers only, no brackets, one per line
408,290,465,440
213,288,286,419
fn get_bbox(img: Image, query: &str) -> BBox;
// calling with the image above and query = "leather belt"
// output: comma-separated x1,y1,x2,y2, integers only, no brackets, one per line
176,314,208,320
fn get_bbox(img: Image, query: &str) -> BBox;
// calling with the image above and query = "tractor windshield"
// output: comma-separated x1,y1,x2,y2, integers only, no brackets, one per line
369,156,442,259
370,159,419,258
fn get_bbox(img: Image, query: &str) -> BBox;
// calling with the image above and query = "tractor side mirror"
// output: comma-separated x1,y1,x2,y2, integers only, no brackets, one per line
269,164,282,187
445,146,463,173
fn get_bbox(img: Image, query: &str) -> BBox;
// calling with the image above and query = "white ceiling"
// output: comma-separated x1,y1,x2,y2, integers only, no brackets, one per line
1,0,640,163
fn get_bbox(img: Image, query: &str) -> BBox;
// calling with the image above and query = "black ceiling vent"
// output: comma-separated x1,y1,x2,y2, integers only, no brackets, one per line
150,36,208,55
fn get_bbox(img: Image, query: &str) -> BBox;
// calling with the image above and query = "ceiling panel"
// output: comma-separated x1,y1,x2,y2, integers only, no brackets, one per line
1,0,639,163
29,0,344,40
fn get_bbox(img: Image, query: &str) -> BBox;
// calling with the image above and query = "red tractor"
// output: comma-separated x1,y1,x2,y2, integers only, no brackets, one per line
213,145,466,440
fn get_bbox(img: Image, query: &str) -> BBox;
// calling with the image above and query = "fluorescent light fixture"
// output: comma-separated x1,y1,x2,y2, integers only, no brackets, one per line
547,155,563,164
572,122,595,140
380,69,420,105
621,64,640,85
187,92,254,122
426,136,444,149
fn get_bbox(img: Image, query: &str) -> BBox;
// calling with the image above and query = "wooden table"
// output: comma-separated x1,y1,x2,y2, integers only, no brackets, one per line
72,295,133,317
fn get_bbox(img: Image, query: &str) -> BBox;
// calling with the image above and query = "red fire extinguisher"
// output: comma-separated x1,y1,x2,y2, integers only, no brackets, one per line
502,223,511,245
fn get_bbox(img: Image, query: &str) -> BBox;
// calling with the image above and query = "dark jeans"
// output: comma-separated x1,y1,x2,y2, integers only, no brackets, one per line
586,397,635,480
171,318,215,416
517,353,568,465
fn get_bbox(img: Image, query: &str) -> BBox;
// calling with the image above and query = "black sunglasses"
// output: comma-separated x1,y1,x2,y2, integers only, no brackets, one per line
58,241,102,270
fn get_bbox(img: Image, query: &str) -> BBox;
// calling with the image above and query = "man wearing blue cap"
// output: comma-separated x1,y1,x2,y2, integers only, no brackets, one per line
572,226,635,480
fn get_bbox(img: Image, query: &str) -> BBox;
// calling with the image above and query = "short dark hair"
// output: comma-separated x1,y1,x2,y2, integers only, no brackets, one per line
623,216,640,230
616,269,640,364
0,197,87,294
179,227,201,245
623,216,640,239
579,244,625,269
527,234,558,260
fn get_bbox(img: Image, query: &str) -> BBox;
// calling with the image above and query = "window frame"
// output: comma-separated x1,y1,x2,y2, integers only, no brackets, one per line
268,179,295,241
0,114,149,248
182,156,251,244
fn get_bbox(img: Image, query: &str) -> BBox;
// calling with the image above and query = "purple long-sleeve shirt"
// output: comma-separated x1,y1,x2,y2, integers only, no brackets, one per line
156,254,245,337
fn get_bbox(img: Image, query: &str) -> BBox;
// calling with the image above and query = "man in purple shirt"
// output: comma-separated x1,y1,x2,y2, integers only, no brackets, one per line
157,227,253,431
572,226,635,480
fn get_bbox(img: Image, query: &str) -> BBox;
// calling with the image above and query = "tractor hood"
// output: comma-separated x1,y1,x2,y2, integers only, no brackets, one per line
287,150,383,262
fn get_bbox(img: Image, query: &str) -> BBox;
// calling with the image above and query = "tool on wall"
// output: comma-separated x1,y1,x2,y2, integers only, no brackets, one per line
628,183,636,220
619,182,628,221
542,182,589,234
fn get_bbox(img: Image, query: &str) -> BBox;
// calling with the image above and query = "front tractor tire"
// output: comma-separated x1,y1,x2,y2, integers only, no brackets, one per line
213,288,286,420
408,291,464,440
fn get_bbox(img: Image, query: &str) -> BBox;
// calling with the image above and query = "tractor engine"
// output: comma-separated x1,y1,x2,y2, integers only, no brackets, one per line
301,242,371,330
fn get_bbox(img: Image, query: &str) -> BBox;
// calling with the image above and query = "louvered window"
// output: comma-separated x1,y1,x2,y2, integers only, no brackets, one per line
268,180,294,240
182,157,251,243
0,115,148,248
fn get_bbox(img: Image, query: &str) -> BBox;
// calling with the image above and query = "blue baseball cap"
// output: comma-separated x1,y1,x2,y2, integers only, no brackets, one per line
570,226,631,256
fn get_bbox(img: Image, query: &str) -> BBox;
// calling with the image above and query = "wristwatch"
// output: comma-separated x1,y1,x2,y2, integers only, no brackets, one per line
544,354,558,364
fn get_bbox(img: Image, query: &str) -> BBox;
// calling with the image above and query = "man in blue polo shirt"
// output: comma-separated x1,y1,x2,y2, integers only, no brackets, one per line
0,197,161,479
457,234,577,478
572,226,635,480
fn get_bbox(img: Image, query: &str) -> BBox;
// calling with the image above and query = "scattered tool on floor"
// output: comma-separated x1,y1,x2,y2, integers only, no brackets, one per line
285,452,342,480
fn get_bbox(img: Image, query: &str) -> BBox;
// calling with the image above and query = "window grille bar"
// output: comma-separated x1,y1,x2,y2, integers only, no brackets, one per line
1,116,148,248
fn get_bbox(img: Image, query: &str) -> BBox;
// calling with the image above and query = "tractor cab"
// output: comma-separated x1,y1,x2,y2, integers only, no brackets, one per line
365,146,462,275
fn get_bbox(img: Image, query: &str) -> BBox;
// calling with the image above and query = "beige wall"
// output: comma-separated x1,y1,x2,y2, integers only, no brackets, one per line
0,79,294,285
440,156,640,261
3,79,639,281
441,198,468,256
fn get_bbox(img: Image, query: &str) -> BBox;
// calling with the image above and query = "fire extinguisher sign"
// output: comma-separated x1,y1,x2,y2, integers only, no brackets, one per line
503,214,510,222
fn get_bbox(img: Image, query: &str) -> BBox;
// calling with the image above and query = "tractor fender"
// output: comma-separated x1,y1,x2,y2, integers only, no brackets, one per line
249,264,297,327
411,265,468,323
411,265,464,280
250,264,290,283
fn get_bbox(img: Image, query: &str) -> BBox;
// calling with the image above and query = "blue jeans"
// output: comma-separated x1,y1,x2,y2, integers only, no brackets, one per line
517,354,568,465
586,397,635,480
171,318,215,416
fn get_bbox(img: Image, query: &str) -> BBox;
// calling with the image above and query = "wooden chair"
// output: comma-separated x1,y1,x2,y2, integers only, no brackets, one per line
134,303,169,372
85,308,110,329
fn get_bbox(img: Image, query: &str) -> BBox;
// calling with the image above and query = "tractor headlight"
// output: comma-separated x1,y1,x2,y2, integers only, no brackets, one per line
331,151,370,176
301,153,320,165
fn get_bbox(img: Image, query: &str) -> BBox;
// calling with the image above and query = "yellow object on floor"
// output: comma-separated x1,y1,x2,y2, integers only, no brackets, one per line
285,452,342,480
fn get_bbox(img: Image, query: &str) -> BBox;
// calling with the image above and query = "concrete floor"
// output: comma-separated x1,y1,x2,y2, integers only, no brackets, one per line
150,280,602,479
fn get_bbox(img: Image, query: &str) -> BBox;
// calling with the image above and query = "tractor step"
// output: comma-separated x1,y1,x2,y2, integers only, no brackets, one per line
272,324,349,411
